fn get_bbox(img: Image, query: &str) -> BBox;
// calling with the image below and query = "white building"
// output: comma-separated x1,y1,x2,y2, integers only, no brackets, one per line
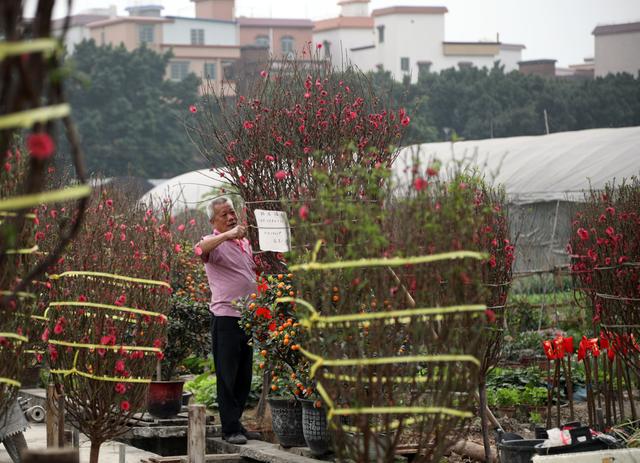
51,6,115,53
593,21,640,77
313,1,525,82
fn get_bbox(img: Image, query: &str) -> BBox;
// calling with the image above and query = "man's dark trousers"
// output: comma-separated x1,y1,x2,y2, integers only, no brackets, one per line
211,315,253,436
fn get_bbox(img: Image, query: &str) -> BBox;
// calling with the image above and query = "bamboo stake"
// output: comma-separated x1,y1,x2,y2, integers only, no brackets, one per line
564,357,574,421
616,356,626,422
546,358,552,429
603,355,611,427
624,361,637,421
555,359,561,428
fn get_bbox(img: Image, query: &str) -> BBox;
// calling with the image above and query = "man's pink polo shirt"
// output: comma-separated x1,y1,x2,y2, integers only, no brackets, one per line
201,231,257,318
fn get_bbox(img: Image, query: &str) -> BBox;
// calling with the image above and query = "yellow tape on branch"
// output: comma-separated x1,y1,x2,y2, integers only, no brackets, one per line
0,184,91,211
50,368,152,384
4,245,38,255
0,332,28,343
0,290,36,299
331,405,474,418
0,212,36,218
290,250,487,272
316,305,484,327
48,339,161,353
0,378,21,388
47,301,167,321
300,346,480,378
0,104,70,130
322,372,434,384
50,271,171,288
0,38,59,60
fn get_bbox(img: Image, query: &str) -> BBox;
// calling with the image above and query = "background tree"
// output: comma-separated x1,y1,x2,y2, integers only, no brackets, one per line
394,63,640,144
63,40,204,178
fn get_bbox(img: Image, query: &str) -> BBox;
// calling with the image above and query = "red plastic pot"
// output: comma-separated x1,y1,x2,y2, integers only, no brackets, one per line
147,380,184,419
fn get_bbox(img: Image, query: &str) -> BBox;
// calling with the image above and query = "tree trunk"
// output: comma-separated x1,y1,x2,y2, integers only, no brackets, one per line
478,382,492,463
89,442,101,463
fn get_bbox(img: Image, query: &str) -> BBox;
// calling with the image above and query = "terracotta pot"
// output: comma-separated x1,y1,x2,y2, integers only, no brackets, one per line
147,380,184,419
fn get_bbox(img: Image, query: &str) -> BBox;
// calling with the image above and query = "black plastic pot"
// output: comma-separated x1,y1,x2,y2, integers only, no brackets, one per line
534,426,617,456
300,399,331,456
498,439,545,463
268,397,306,448
147,380,184,419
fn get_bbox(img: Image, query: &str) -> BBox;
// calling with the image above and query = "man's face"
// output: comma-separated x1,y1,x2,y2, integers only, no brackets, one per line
212,203,237,233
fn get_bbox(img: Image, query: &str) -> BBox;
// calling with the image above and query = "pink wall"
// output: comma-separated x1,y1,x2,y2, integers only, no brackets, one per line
239,26,312,56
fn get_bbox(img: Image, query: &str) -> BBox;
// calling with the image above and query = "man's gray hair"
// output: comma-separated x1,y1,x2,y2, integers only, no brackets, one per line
207,196,234,220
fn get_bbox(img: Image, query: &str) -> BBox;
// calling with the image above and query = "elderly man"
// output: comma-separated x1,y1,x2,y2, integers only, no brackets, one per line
196,197,259,445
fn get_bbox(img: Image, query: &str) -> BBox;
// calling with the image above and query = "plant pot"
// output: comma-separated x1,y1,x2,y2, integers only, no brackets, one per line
147,380,184,419
182,391,193,406
300,399,332,456
268,397,306,448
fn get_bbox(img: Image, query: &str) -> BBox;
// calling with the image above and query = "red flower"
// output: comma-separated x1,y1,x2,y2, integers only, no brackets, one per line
542,340,554,360
255,307,272,319
298,205,309,221
114,383,126,394
260,70,268,78
268,321,277,332
577,228,589,240
316,43,323,49
178,224,186,232
485,309,496,323
26,132,55,160
106,199,113,208
413,177,427,191
401,116,411,126
104,231,114,242
120,400,130,411
563,336,574,355
275,170,287,181
426,167,439,177
4,162,10,172
243,121,255,130
174,244,182,253
115,360,126,373
194,246,203,256
189,105,197,113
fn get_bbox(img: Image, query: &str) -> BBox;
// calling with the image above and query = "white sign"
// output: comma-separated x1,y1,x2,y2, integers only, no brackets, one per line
254,209,291,253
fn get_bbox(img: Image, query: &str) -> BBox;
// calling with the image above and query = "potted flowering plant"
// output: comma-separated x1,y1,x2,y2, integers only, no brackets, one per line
148,237,211,418
239,272,317,448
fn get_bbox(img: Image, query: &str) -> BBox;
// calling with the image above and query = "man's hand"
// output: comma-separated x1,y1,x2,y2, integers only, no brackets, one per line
226,225,246,240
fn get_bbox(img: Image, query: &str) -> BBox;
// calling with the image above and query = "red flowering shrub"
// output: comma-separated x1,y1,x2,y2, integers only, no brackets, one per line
36,186,175,462
0,145,37,415
570,178,640,373
187,53,408,271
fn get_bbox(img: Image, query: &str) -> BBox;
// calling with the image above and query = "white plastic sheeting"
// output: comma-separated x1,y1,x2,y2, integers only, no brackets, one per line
394,126,640,204
140,169,229,213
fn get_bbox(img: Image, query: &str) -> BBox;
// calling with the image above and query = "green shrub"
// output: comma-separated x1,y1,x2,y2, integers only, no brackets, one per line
521,386,547,406
185,372,217,409
496,388,520,407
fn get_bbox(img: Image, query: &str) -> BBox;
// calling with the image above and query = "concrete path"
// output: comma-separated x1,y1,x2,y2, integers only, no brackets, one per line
0,424,160,463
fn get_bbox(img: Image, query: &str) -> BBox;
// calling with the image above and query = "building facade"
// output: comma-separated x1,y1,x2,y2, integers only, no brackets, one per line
313,0,525,82
238,17,313,58
593,21,640,77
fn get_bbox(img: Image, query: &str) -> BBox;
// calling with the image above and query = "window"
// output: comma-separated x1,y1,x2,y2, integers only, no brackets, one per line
170,61,190,81
255,35,269,47
204,62,217,80
281,36,294,55
377,25,385,43
138,24,154,45
222,60,235,80
323,40,331,58
401,57,410,72
190,28,205,45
